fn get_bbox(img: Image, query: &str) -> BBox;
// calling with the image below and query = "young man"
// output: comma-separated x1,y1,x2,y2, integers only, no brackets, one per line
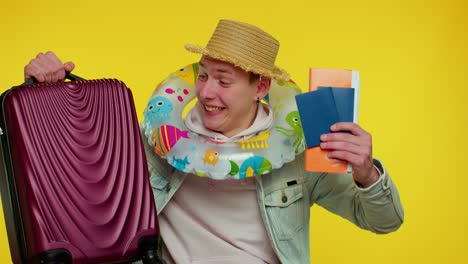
24,19,403,264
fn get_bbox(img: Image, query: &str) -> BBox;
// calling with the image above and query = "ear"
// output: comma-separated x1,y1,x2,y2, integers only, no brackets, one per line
255,77,271,100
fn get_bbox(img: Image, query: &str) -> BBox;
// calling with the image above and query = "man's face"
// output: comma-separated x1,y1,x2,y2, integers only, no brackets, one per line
195,56,260,137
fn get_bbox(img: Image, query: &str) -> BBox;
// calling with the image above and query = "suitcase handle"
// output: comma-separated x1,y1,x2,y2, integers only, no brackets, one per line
23,72,84,86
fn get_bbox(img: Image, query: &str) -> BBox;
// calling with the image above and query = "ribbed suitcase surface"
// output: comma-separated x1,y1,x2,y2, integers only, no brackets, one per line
0,79,159,263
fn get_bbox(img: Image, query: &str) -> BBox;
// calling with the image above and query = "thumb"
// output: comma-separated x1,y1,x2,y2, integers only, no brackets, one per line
63,61,75,72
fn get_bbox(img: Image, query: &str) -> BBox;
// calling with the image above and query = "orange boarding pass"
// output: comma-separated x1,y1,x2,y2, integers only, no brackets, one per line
305,68,360,173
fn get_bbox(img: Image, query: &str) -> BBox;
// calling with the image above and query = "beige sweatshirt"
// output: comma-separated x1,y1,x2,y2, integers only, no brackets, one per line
159,103,280,264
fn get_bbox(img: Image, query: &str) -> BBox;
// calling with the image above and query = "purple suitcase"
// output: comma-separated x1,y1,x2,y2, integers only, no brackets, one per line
0,75,161,263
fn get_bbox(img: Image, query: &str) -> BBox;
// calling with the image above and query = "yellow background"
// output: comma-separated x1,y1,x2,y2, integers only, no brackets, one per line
0,0,466,263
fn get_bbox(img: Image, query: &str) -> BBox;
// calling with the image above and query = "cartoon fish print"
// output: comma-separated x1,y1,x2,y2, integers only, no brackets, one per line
202,149,219,166
152,125,190,157
173,63,199,85
171,155,190,171
165,87,190,102
239,156,272,179
144,96,174,124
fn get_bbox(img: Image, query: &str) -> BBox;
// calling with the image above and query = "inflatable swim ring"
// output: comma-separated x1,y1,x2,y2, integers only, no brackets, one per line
142,63,305,180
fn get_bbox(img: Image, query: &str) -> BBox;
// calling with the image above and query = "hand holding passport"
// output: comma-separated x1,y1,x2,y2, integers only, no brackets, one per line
295,68,360,173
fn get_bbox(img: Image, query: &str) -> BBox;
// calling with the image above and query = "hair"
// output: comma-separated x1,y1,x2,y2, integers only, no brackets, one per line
249,72,260,83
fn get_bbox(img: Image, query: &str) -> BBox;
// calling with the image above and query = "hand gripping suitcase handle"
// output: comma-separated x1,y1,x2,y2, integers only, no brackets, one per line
23,72,84,85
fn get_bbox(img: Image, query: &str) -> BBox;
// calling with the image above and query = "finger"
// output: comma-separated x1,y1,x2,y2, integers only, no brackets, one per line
24,60,33,80
35,53,56,82
63,61,75,72
50,62,64,82
44,72,53,83
320,132,363,146
24,57,44,81
55,69,66,82
53,61,67,81
331,122,367,137
44,51,64,69
320,141,364,155
24,61,35,81
24,61,46,82
59,61,75,81
327,150,370,168
45,51,66,82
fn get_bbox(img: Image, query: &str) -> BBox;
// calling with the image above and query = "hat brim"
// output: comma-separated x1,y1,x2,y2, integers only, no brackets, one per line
185,44,290,82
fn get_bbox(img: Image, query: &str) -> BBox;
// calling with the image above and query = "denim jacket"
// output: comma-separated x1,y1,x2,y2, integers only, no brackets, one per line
143,131,404,264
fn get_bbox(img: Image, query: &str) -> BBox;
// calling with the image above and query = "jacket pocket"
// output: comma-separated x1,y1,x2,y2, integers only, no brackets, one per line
150,172,169,190
264,184,305,241
149,166,170,211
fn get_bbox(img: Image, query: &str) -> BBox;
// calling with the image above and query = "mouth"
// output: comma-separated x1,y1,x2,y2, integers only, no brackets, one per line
203,105,224,113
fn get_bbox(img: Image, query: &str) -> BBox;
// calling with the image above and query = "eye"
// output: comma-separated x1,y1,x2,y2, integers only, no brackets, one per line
293,117,298,122
219,80,231,87
148,105,153,110
214,152,219,156
198,74,207,81
157,101,164,106
179,67,187,72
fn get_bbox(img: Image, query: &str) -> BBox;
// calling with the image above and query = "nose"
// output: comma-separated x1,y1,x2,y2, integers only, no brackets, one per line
197,79,216,100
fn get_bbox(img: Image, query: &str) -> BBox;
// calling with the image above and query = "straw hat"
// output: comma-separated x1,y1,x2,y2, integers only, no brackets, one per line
185,19,290,82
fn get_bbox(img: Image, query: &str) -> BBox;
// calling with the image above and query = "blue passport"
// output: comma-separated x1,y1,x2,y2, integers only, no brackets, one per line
295,87,355,148
318,87,355,123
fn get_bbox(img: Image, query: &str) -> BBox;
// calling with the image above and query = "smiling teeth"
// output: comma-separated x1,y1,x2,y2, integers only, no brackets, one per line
205,106,222,112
